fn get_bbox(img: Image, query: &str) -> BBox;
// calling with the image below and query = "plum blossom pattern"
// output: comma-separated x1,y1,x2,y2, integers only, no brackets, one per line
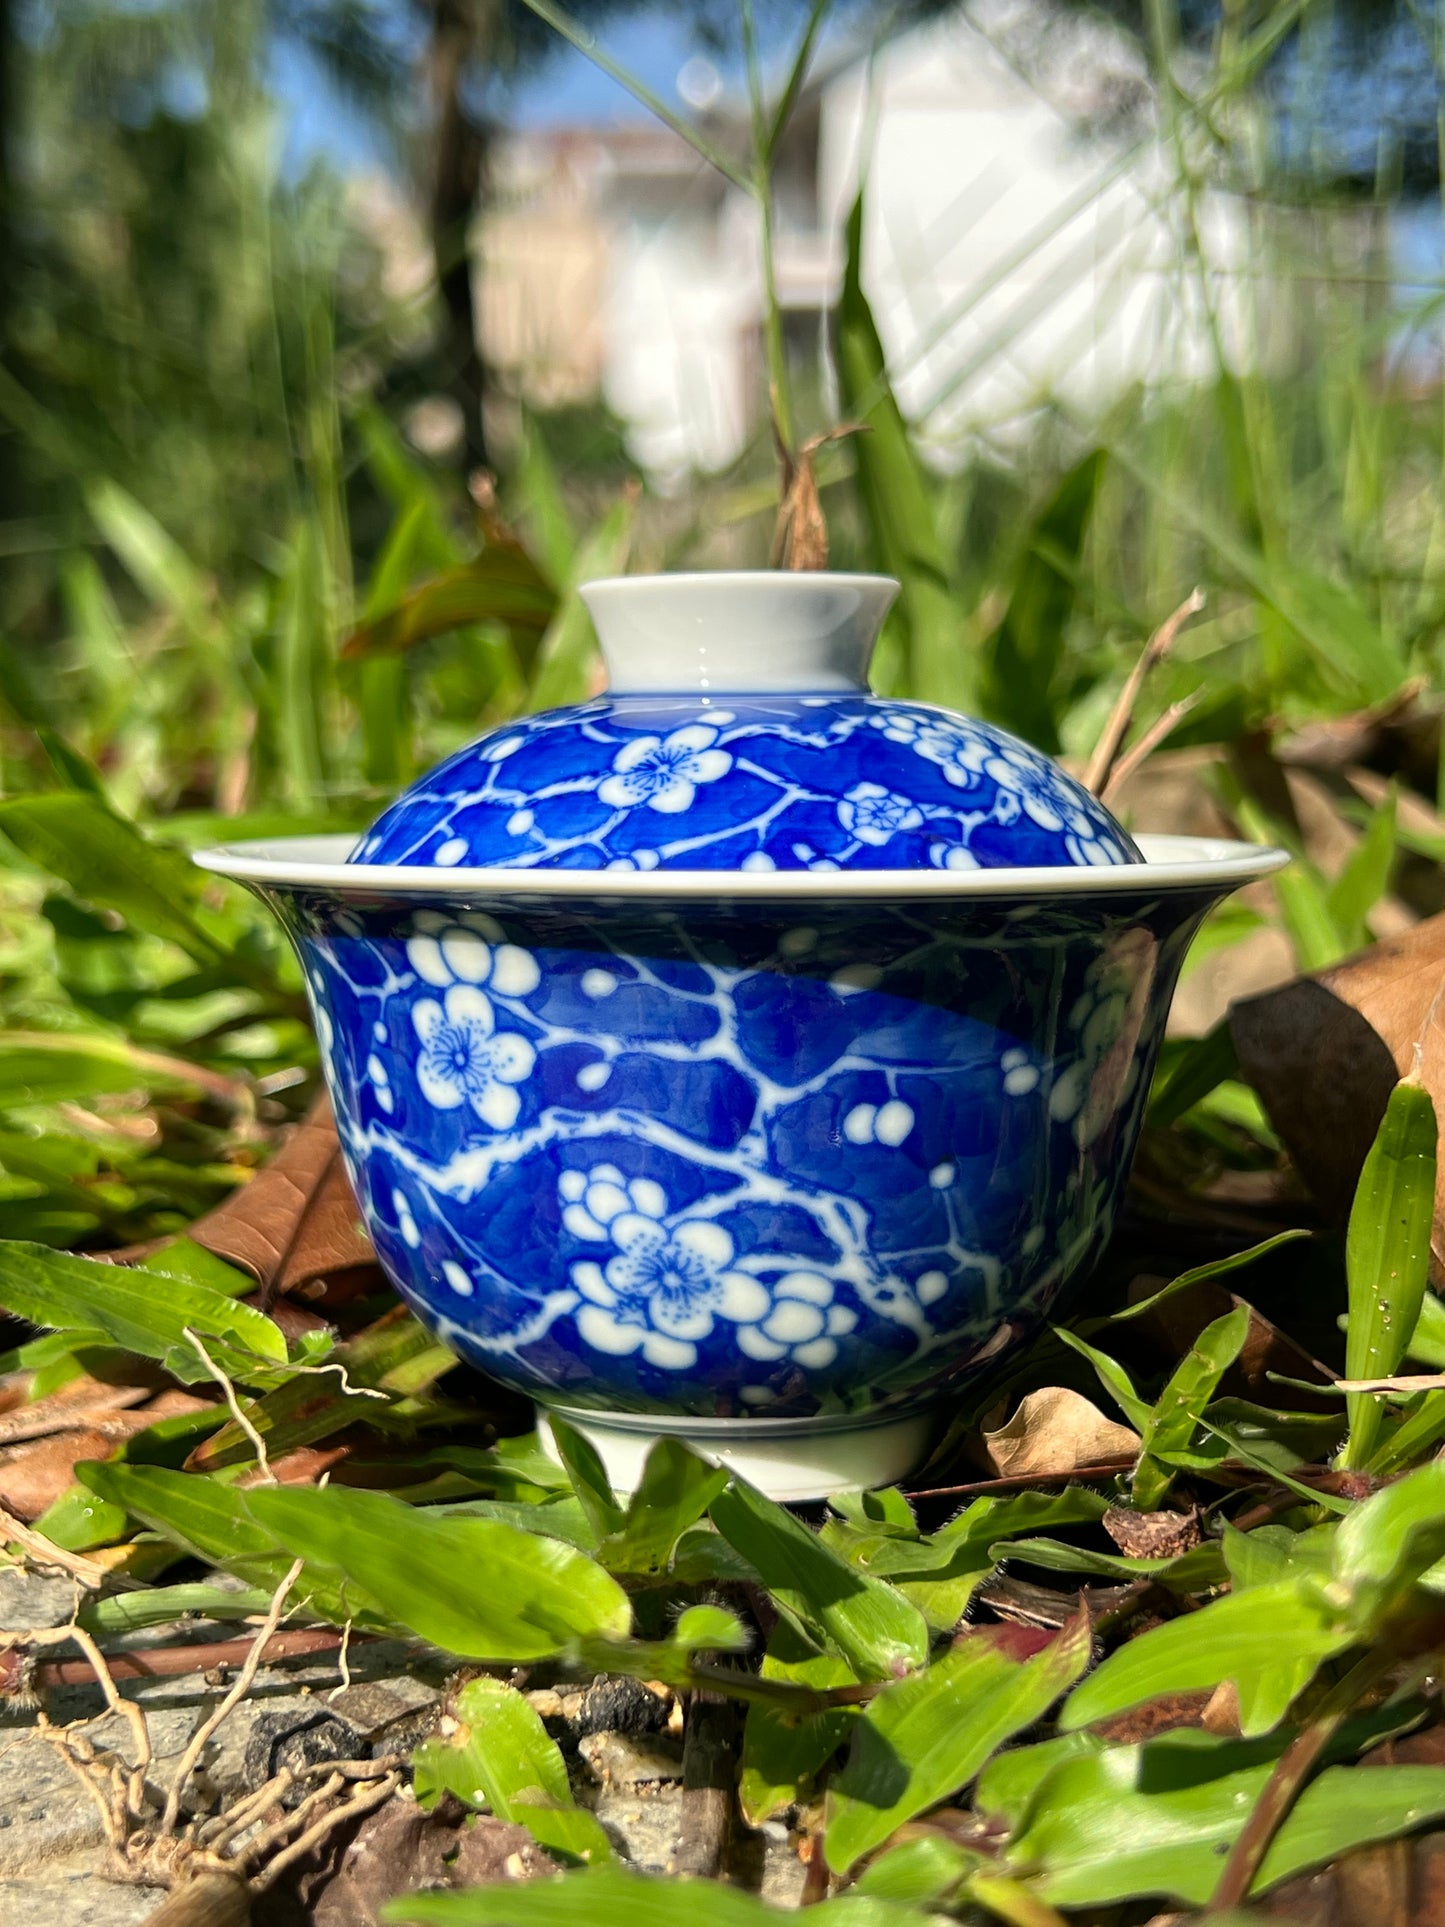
288,877,1208,1422
836,782,924,848
356,692,1139,873
868,709,1131,867
413,987,534,1129
735,1271,858,1371
559,1165,770,1369
405,914,541,1130
596,724,732,816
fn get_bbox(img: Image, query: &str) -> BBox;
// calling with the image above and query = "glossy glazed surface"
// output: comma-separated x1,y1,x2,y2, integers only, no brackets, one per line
354,695,1142,875
273,880,1214,1420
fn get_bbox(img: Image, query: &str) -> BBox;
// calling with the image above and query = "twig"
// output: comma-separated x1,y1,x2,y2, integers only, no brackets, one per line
182,1329,272,1483
6,1626,359,1692
1210,1646,1395,1908
160,1560,304,1834
248,1769,399,1892
906,1457,1138,1500
328,1619,353,1700
1084,589,1205,795
195,1770,294,1853
1099,691,1202,804
234,1770,345,1871
672,1691,738,1880
26,1622,152,1822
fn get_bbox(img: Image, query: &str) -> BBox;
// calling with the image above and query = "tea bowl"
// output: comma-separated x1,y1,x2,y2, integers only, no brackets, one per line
196,573,1285,1498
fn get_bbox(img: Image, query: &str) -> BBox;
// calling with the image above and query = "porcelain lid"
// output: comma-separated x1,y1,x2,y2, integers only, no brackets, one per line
354,573,1141,876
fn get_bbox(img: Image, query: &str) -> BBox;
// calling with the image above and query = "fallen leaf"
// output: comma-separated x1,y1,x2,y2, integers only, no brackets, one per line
1102,1506,1202,1559
307,1796,555,1926
0,1428,113,1519
982,1386,1141,1479
1091,1690,1215,1744
188,1094,380,1304
0,1376,153,1446
1231,911,1445,1264
0,1387,209,1519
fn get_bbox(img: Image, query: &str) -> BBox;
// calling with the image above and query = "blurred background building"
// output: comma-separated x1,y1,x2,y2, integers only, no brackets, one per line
469,0,1246,484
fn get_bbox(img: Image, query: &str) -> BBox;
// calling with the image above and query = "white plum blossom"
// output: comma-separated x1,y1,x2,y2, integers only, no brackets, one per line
597,725,732,815
413,985,535,1128
558,1165,770,1369
736,1271,858,1371
868,711,1127,866
404,913,541,1130
405,913,542,1001
836,781,923,847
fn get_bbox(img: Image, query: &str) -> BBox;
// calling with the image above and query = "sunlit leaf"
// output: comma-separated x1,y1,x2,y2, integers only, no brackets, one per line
710,1478,928,1681
247,1482,632,1660
824,1616,1091,1872
1341,1078,1437,1468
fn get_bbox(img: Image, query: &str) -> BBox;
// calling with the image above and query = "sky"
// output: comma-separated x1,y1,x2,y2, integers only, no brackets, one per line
273,7,761,177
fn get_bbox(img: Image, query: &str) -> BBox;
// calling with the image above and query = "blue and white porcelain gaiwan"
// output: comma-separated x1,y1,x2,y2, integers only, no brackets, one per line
197,573,1285,1499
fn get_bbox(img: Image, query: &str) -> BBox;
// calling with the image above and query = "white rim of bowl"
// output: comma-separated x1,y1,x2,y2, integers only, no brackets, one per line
193,832,1289,899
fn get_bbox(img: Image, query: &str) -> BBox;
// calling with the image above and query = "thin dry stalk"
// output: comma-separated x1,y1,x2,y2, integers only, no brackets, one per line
1099,691,1202,805
233,1770,344,1870
195,1769,295,1853
160,1559,304,1834
248,1769,399,1893
27,1621,152,1822
182,1329,273,1483
328,1617,353,1699
35,1710,128,1849
1084,589,1205,795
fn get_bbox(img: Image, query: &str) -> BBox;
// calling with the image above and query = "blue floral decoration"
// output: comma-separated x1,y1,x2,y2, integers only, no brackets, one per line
353,695,1141,874
273,881,1214,1423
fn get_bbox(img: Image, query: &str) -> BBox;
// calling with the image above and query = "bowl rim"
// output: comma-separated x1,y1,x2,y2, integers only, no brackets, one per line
194,831,1289,898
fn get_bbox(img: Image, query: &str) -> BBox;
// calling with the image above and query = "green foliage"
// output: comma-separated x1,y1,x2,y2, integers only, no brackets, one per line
245,1483,633,1659
413,1676,612,1863
385,1864,933,1924
710,1477,929,1681
1341,1079,1438,1468
824,1616,1092,1871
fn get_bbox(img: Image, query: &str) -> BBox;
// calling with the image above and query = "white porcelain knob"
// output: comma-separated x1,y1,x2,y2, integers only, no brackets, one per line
579,571,900,696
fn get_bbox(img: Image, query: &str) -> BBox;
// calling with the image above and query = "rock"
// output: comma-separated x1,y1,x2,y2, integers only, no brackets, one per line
241,1705,363,1804
0,1707,193,1878
0,1566,84,1633
326,1677,439,1755
0,1852,166,1924
577,1729,684,1788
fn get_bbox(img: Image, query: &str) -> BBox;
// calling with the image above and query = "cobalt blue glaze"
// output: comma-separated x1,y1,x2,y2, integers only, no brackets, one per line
354,694,1142,875
268,881,1214,1421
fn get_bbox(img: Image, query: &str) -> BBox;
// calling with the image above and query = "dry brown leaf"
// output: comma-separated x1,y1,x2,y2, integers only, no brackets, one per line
0,1427,113,1520
0,1389,208,1520
0,1375,152,1446
1230,910,1445,1264
308,1799,554,1926
982,1386,1141,1479
188,1094,379,1304
769,420,867,572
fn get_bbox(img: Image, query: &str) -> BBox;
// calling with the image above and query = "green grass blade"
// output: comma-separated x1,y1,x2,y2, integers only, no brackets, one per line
1340,1079,1438,1468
